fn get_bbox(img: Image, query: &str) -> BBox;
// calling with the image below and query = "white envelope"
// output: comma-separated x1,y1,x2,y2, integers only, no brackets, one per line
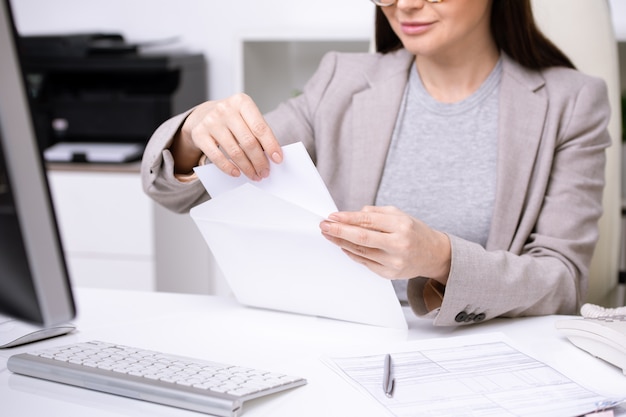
190,142,407,329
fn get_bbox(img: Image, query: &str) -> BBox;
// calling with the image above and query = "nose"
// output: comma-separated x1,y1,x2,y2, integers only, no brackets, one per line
395,0,427,9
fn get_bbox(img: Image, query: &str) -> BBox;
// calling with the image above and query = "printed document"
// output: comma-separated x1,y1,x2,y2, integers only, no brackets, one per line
190,142,407,329
324,333,619,417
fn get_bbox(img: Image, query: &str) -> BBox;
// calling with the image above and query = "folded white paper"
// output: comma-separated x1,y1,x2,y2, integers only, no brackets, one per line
190,142,407,329
195,141,336,218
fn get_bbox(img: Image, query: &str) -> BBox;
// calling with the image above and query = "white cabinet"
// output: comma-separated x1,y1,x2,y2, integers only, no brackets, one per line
46,164,225,294
47,165,155,291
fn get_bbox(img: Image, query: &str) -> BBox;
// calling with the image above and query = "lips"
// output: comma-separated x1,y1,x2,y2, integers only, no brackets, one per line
400,21,435,35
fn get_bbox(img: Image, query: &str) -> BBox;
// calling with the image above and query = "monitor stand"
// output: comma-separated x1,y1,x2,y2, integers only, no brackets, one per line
0,314,75,349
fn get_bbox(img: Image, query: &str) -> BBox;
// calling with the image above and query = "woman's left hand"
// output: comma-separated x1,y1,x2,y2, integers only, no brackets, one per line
319,206,451,284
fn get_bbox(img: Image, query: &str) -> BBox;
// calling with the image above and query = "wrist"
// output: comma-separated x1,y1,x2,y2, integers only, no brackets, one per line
431,231,451,285
171,123,203,175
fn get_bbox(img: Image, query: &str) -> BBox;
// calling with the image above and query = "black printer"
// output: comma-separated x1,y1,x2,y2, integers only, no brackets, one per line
18,33,207,159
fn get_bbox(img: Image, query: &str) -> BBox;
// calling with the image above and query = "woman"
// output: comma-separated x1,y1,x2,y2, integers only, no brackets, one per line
141,0,611,326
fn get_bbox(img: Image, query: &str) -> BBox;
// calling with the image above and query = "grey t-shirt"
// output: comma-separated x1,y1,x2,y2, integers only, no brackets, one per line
375,58,502,302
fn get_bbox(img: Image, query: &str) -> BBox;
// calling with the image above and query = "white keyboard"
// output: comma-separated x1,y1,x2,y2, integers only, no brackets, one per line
7,340,306,416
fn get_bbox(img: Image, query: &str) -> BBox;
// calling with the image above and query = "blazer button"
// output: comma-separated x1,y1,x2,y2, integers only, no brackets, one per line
455,312,468,323
474,313,486,322
465,313,475,322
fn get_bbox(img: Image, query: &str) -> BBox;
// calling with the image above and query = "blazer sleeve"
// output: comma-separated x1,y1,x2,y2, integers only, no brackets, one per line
408,75,612,326
140,109,212,213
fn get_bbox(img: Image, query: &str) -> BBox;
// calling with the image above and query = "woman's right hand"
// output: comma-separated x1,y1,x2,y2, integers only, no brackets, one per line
170,93,283,181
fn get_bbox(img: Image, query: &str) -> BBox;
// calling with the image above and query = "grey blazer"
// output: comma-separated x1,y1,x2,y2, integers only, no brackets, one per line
142,49,611,326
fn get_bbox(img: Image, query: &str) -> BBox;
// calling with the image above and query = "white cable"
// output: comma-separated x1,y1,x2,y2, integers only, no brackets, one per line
580,303,626,318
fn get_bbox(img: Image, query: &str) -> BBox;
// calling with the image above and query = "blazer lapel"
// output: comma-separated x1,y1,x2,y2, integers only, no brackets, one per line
349,50,415,209
486,56,548,251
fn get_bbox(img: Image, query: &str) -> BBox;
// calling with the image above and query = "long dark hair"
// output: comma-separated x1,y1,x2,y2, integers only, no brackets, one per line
374,0,575,70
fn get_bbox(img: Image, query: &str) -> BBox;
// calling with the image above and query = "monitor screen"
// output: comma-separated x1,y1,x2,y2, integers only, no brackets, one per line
0,0,76,347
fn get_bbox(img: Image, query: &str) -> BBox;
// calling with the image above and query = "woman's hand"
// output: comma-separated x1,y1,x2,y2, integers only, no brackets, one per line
319,206,451,284
170,93,283,180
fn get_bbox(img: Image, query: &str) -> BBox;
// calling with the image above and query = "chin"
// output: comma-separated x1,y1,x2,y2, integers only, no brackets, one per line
402,44,437,57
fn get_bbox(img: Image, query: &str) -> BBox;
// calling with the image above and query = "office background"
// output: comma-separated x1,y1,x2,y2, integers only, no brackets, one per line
11,0,626,102
12,0,376,102
9,0,626,300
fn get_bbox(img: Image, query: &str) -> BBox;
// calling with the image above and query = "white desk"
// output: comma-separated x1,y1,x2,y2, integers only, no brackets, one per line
1,288,625,417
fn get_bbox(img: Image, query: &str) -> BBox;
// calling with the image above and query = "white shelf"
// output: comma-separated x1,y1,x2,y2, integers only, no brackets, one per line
237,35,370,113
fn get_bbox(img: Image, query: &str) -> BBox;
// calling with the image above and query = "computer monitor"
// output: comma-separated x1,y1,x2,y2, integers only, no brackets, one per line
0,0,76,348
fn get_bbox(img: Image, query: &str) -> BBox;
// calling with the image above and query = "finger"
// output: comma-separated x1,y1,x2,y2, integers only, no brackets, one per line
361,205,402,215
219,94,280,180
320,219,382,249
239,98,283,164
322,231,378,262
210,105,265,180
324,230,406,280
203,94,264,180
341,247,384,268
327,210,394,234
225,116,270,180
189,101,259,179
192,129,243,178
323,222,412,279
342,249,399,280
219,114,267,180
339,245,400,280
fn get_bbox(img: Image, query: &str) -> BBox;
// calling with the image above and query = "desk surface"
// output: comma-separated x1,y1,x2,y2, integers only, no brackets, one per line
1,288,625,417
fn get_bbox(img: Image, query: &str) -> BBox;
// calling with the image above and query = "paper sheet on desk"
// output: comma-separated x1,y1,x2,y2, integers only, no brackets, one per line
324,333,617,417
190,142,407,329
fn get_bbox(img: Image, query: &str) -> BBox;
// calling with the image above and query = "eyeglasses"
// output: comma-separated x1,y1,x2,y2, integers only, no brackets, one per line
370,0,443,6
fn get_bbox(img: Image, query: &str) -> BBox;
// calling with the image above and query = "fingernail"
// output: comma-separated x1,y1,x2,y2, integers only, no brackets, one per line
320,222,330,232
260,168,270,178
231,168,241,177
271,152,282,163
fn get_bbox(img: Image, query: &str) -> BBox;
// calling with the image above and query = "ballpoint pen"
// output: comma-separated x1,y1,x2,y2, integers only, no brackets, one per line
383,354,395,398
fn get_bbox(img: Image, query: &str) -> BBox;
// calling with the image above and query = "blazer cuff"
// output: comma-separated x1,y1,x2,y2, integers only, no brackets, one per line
407,277,445,316
173,154,208,183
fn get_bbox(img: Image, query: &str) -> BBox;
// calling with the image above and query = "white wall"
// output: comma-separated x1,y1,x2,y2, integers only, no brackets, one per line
12,0,375,102
13,0,626,100
609,0,626,41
